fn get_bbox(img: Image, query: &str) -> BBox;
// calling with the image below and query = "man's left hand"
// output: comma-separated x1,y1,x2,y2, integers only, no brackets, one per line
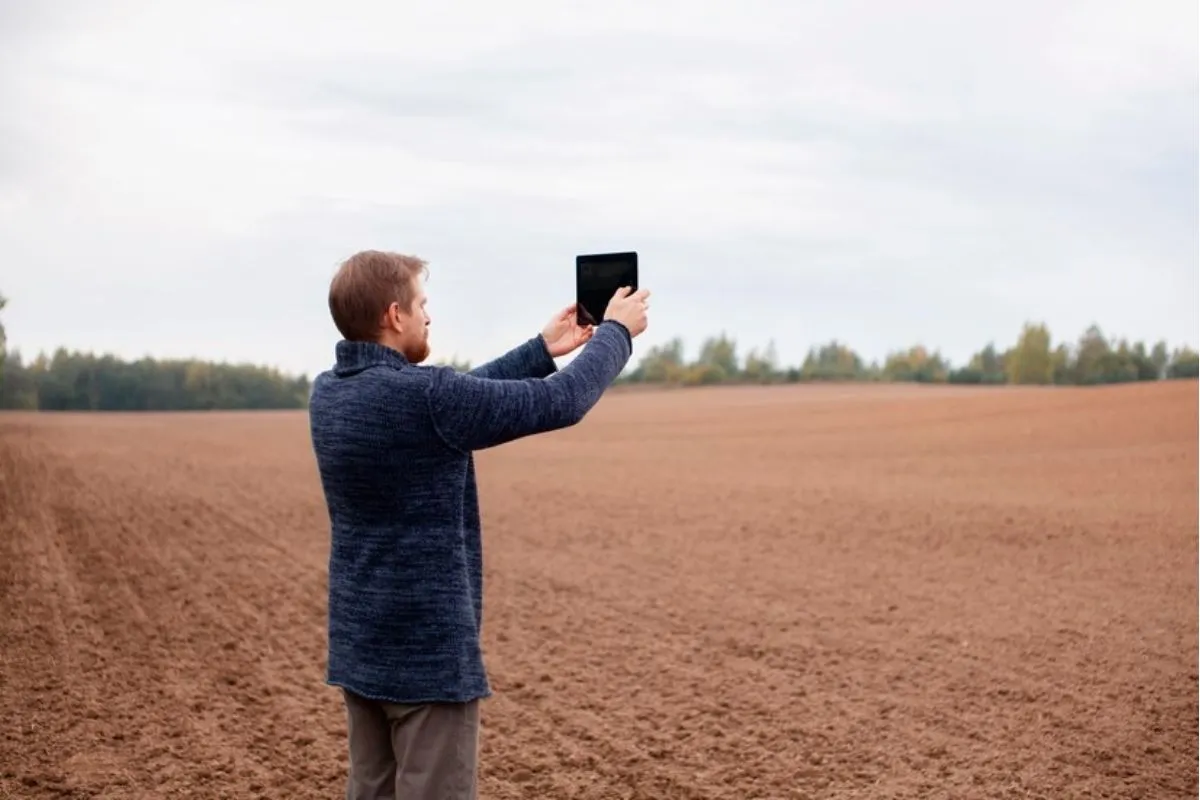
541,304,594,358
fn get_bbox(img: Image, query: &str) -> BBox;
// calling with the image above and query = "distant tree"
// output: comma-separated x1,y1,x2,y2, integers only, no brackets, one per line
694,333,739,381
973,343,1007,383
1123,340,1159,382
1008,322,1054,385
1151,340,1171,379
946,367,980,384
882,345,948,383
1049,344,1073,385
681,362,728,385
799,340,865,381
0,350,36,409
1073,324,1113,384
627,337,686,383
741,340,780,384
1168,347,1199,379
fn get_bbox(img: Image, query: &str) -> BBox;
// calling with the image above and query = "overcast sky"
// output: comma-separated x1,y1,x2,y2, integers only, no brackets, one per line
2,0,1196,376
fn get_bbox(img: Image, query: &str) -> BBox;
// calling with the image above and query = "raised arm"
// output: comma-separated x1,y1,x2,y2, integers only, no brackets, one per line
469,302,596,380
427,321,633,452
467,335,557,381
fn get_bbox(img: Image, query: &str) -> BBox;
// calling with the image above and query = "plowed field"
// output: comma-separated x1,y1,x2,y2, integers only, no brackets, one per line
1,381,1196,799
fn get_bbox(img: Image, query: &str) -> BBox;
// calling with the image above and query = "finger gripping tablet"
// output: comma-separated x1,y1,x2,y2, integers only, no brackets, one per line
576,251,638,326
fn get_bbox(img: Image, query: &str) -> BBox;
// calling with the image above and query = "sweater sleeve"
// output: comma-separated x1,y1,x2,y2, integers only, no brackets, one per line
427,321,632,452
468,335,557,381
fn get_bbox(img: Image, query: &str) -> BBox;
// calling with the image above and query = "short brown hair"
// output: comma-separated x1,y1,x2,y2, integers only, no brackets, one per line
328,250,428,341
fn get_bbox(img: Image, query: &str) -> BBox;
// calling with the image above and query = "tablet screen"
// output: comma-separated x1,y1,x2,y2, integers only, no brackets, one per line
576,252,637,326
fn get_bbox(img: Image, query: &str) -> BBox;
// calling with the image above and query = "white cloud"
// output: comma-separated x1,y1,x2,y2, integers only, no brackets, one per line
1,0,1195,376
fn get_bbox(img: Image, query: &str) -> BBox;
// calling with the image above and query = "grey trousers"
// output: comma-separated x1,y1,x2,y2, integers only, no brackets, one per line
343,689,480,799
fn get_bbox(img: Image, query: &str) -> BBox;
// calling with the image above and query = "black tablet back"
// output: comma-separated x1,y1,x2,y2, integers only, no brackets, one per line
576,252,638,326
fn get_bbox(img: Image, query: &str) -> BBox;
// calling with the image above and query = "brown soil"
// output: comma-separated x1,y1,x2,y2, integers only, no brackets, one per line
1,381,1196,799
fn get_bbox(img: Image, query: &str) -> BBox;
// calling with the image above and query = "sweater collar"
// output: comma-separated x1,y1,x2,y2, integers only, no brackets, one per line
333,339,410,376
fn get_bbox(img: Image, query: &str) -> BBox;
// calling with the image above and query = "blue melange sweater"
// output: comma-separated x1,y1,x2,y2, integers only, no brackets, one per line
308,320,632,704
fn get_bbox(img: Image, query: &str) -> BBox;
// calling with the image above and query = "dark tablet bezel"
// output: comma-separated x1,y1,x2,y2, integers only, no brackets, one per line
575,251,638,327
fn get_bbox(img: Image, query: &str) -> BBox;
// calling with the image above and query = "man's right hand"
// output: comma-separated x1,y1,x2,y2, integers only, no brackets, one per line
603,286,650,338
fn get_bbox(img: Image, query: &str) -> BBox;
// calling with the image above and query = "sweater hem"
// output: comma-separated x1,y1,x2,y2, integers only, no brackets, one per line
328,679,493,706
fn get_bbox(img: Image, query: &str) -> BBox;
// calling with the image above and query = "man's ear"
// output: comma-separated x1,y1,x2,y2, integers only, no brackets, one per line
380,301,402,334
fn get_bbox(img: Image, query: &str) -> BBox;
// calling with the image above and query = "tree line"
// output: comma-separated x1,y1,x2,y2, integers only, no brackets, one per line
0,295,311,411
618,323,1199,387
1,289,1195,411
0,348,311,411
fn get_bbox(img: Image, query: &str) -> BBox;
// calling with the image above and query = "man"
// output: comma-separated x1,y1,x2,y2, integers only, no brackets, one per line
307,249,649,799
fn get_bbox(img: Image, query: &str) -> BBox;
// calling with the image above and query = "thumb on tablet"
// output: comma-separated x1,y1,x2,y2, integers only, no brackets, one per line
603,284,650,338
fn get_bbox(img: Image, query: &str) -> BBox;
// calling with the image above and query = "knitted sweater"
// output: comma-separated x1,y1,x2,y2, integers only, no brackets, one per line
308,320,632,704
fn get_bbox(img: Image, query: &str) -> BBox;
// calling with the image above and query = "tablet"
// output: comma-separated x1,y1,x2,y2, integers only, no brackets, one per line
576,251,637,326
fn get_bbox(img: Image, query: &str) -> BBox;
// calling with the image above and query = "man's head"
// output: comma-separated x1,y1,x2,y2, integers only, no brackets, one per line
328,250,431,363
